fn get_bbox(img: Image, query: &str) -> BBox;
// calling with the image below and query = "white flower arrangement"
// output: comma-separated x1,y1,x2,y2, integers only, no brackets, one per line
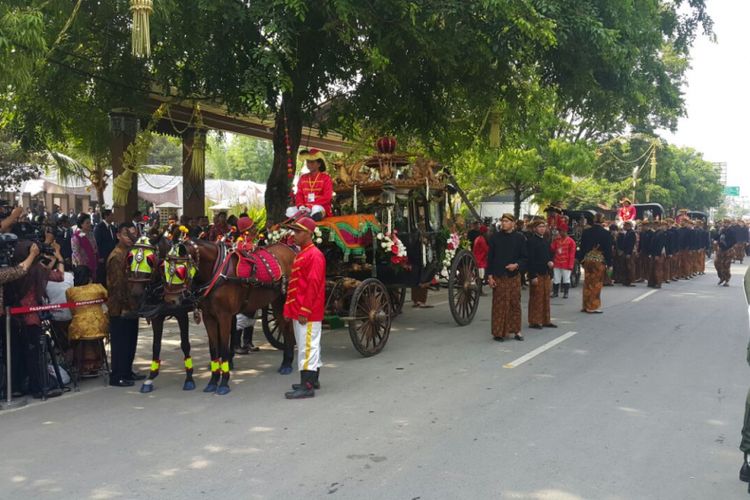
378,230,408,267
267,227,293,243
440,232,461,278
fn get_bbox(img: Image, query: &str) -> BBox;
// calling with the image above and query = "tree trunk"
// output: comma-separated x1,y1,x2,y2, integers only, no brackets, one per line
513,189,522,220
265,93,302,225
96,184,106,212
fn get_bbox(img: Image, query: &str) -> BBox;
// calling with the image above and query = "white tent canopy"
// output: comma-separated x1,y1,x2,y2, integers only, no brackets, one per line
14,169,266,212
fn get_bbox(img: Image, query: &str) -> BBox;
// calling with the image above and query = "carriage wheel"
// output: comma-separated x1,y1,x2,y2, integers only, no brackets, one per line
348,278,392,357
261,307,285,350
448,249,481,326
389,287,406,317
571,260,581,288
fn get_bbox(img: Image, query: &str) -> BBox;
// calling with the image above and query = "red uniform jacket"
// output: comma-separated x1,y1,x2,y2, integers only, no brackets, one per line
618,205,636,222
472,235,489,268
551,235,577,270
295,172,333,216
283,243,326,322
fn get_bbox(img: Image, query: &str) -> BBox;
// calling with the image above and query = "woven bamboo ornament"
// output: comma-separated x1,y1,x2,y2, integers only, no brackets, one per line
488,110,501,148
190,129,206,185
130,0,153,58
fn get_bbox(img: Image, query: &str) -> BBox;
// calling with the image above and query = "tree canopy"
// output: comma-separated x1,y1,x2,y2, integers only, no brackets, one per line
0,0,718,221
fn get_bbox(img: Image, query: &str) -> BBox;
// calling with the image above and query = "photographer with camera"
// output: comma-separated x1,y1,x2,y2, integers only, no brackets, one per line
5,239,65,399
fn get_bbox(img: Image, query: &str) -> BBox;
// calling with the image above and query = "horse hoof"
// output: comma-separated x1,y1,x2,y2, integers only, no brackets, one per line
278,366,293,375
183,380,196,391
140,383,154,393
203,384,217,393
216,386,231,396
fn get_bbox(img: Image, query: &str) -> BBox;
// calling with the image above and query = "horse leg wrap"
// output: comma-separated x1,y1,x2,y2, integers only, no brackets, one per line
220,361,230,374
210,359,221,374
184,356,193,371
149,359,161,378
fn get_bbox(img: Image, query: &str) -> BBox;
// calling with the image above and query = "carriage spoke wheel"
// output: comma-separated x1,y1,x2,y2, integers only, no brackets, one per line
261,307,285,350
348,278,392,357
389,287,406,317
448,249,481,326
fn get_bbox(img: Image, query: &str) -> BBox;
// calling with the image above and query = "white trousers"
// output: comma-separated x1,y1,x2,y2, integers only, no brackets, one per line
293,320,322,371
236,312,255,330
553,268,572,285
478,268,485,279
285,205,325,218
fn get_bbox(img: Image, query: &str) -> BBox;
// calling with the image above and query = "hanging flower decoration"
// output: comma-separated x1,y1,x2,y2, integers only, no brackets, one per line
268,227,293,244
377,230,409,269
440,232,461,278
313,226,324,245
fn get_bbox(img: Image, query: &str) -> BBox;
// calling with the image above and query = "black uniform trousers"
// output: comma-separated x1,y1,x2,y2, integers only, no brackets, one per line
109,316,139,381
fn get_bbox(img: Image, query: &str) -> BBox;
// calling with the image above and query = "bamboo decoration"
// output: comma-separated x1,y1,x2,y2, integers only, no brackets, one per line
190,129,207,185
489,110,501,148
113,166,137,206
130,0,153,58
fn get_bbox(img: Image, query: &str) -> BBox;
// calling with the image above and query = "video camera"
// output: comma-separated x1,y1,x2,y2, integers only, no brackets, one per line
0,221,55,267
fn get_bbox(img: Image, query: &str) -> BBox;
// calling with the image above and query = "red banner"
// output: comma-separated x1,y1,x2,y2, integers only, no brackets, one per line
8,298,106,316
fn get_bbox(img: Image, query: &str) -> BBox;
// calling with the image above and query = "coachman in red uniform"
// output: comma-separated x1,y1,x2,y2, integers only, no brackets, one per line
617,198,636,225
283,216,326,399
286,149,334,221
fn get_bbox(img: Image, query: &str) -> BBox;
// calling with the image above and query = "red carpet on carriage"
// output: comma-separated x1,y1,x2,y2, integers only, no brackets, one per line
235,248,283,284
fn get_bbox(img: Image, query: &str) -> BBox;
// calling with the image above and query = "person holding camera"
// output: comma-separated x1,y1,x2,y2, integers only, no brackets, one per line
6,239,65,399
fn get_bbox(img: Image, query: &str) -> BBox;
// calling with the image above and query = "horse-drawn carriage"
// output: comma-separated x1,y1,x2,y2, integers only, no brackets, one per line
125,147,481,395
262,150,482,357
634,203,665,222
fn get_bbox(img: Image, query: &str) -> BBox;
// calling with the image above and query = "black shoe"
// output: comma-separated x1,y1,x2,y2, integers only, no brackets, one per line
33,388,62,399
514,334,525,341
551,284,560,298
128,372,147,381
293,369,321,390
562,284,569,299
241,342,260,352
529,324,543,330
285,371,315,399
234,345,251,355
493,336,504,342
110,378,135,387
543,323,558,328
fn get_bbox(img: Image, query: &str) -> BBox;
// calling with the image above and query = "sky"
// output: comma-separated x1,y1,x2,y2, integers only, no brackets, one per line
662,0,750,198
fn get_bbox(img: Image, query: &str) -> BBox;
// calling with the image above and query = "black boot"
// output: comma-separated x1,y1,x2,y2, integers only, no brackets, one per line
292,368,321,390
562,283,570,299
741,452,750,482
241,326,259,352
285,370,315,399
551,284,559,298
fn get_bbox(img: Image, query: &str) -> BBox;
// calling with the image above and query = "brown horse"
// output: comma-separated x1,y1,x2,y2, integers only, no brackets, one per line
164,238,296,395
127,229,196,393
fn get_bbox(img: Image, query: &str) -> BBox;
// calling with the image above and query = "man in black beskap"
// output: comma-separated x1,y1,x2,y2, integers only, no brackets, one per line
487,213,527,341
94,209,116,285
577,214,613,314
526,219,556,329
617,221,637,286
665,219,679,282
638,221,653,283
647,221,667,288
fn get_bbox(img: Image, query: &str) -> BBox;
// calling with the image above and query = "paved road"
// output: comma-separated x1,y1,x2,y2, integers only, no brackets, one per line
1,263,749,499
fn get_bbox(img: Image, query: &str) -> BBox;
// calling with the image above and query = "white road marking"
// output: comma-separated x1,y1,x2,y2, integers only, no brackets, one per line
503,331,578,369
632,289,658,303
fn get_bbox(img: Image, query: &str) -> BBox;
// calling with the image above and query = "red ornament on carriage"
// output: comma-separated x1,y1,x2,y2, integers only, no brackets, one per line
376,136,397,155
